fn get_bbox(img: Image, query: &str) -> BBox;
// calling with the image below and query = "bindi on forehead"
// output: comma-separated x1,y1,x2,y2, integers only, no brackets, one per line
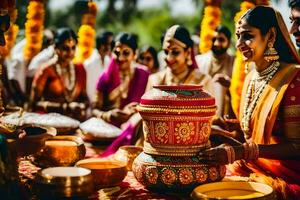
63,39,76,47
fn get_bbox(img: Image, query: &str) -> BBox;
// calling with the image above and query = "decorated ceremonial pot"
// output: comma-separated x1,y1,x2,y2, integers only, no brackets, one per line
133,152,226,192
137,85,216,156
133,85,225,192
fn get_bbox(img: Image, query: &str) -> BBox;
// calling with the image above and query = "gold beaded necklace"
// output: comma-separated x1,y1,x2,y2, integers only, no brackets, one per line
241,60,280,138
55,62,76,102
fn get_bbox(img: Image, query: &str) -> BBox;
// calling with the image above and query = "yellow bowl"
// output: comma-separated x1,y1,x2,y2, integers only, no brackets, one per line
76,158,127,189
114,145,143,171
191,181,276,200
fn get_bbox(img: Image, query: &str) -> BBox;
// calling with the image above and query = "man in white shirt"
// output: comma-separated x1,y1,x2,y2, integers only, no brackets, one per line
84,31,113,103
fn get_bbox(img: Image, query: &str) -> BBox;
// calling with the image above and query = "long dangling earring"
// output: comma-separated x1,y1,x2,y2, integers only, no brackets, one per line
187,57,193,66
245,62,249,74
264,42,279,62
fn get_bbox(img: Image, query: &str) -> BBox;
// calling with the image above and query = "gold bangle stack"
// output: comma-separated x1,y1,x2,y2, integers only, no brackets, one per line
224,145,235,164
243,142,259,160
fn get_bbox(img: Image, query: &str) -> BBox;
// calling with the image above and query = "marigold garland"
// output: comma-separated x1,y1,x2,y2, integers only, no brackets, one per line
229,0,256,117
256,0,269,5
73,25,96,63
199,1,222,54
23,0,45,60
0,8,19,58
74,1,97,63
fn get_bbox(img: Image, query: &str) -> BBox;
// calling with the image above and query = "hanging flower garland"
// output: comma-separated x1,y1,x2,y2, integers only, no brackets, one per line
229,0,256,117
0,3,18,58
74,1,97,64
199,0,222,54
23,0,45,60
256,0,269,5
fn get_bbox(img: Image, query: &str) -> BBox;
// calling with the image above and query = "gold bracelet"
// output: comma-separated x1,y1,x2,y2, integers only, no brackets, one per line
243,143,250,160
62,103,68,112
224,145,235,164
43,101,49,111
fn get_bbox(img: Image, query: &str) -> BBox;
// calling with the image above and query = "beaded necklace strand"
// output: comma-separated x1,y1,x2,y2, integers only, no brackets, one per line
241,60,280,138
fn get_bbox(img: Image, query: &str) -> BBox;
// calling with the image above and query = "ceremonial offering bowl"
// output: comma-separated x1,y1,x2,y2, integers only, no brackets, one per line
114,145,143,171
191,181,276,200
138,85,216,156
34,135,86,167
76,158,127,189
33,167,93,199
132,152,226,192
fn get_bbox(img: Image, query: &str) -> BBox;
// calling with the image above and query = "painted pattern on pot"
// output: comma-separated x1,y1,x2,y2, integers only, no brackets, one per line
132,152,226,192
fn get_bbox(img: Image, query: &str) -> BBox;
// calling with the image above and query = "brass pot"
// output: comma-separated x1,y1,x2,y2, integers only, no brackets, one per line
114,145,143,171
33,167,93,199
34,135,86,167
15,125,57,157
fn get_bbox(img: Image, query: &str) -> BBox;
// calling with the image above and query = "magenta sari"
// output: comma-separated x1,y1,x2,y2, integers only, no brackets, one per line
96,58,149,126
97,58,149,157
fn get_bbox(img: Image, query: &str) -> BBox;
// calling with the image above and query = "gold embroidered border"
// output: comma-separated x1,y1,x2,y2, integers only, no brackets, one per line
284,121,300,140
139,104,217,109
283,105,300,118
138,106,216,113
142,115,213,121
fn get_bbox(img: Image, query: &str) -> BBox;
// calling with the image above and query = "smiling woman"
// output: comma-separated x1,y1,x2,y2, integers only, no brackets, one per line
197,6,300,200
92,32,150,128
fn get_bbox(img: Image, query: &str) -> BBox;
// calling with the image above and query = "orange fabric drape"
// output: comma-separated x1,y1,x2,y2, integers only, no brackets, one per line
239,64,300,144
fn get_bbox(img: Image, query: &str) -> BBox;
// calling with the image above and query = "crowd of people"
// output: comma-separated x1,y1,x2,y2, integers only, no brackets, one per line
1,0,300,199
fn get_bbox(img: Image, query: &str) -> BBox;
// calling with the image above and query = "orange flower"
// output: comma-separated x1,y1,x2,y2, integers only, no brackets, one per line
23,0,44,60
256,0,269,5
74,25,96,63
200,4,222,53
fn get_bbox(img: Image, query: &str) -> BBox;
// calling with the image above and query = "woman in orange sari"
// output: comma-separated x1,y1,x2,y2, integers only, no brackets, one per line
30,27,88,121
198,6,300,199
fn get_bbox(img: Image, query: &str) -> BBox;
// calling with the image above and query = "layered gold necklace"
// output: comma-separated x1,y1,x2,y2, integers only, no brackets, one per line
241,60,280,138
55,62,76,102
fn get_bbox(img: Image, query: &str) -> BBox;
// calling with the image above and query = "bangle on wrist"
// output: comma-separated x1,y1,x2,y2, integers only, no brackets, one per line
43,101,49,111
243,142,259,160
102,111,112,122
62,103,68,112
224,145,235,164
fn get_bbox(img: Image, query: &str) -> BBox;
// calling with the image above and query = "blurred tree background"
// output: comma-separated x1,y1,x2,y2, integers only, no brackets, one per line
15,0,242,50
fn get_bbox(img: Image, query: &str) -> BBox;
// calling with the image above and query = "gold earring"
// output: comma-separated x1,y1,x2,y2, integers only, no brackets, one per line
264,42,279,62
187,57,193,66
245,62,249,74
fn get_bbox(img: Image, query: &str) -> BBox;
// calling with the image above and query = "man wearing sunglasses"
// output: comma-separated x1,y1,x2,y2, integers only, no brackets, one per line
196,25,235,118
289,0,300,48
